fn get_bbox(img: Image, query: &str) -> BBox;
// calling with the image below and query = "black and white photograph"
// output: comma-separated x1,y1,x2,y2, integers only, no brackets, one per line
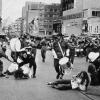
0,0,100,100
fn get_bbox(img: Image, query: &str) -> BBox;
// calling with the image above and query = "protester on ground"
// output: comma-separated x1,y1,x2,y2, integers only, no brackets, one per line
52,34,69,79
47,71,90,91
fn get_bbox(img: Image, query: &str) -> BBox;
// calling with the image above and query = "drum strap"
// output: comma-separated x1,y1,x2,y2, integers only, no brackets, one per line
58,42,64,57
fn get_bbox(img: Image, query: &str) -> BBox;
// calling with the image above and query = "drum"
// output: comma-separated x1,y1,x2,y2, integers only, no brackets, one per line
59,57,72,75
10,38,21,52
59,57,70,70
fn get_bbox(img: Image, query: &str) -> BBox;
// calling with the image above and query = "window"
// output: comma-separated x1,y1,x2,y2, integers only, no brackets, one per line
49,20,52,23
50,9,53,12
92,11,100,17
49,25,52,28
61,0,74,11
44,20,48,23
54,9,57,12
65,12,83,20
91,26,92,32
49,14,53,17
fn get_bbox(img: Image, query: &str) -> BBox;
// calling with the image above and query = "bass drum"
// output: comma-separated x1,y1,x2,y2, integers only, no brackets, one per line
59,57,72,75
10,38,21,52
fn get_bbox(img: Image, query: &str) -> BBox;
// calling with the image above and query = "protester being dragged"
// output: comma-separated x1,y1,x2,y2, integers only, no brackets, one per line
52,34,69,79
14,48,31,79
47,71,90,91
16,45,37,79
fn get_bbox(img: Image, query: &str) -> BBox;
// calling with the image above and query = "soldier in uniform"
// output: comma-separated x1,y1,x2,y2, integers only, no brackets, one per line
52,35,69,79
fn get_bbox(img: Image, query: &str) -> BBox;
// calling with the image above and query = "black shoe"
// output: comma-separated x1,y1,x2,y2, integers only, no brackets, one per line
47,82,53,85
59,75,63,79
56,74,60,79
0,74,5,77
33,75,36,78
42,59,45,62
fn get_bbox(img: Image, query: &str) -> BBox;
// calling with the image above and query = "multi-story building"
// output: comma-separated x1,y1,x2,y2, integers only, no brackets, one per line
44,4,62,35
5,18,24,37
0,0,2,33
61,0,100,36
22,2,45,36
22,2,61,37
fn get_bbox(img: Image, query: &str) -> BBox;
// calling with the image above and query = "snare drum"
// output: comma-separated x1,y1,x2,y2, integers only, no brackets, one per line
59,57,69,69
59,57,72,75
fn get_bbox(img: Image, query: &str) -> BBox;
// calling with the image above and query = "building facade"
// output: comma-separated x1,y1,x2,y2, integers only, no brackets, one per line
61,0,100,36
22,2,61,37
22,2,45,36
0,0,2,33
43,4,62,35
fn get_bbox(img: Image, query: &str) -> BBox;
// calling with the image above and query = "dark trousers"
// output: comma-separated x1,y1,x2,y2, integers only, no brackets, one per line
41,50,46,61
54,59,64,79
11,51,19,62
69,55,75,64
51,79,72,90
29,58,37,76
0,60,3,75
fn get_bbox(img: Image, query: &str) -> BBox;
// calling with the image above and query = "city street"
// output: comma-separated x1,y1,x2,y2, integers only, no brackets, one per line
0,50,100,100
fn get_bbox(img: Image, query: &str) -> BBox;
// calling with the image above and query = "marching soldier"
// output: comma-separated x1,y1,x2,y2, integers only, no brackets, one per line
52,35,69,79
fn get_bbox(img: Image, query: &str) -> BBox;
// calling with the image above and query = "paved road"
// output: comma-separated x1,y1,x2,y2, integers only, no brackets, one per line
0,50,100,100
